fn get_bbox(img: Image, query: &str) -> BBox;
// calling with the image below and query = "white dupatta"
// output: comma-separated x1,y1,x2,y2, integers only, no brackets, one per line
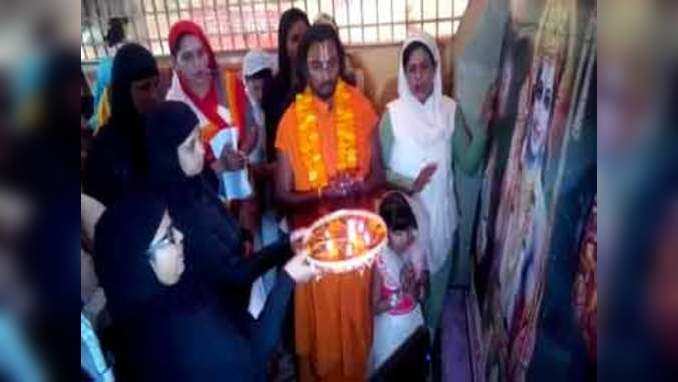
386,33,458,274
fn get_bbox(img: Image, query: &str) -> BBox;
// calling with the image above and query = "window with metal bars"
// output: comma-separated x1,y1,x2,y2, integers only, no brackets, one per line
81,0,468,62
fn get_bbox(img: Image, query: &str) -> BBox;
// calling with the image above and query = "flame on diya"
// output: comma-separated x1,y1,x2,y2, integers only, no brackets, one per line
291,209,388,275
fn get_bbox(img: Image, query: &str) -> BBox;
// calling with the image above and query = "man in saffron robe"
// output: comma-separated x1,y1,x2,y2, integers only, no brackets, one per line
275,25,384,381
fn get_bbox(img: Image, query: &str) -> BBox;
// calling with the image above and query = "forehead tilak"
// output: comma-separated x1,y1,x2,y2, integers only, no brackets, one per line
309,40,337,62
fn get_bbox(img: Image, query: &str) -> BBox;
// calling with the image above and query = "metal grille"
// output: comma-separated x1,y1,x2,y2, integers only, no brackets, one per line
81,0,468,62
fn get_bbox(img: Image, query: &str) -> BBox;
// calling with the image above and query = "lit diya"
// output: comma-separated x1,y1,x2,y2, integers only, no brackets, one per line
291,209,388,274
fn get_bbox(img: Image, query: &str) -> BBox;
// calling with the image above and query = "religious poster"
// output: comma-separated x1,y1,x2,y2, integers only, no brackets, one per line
470,0,596,380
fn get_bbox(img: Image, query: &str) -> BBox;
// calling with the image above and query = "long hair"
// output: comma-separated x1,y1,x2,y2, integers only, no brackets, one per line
295,24,350,93
277,8,310,92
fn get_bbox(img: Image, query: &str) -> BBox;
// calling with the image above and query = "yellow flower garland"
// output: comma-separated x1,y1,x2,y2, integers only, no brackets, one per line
295,80,357,190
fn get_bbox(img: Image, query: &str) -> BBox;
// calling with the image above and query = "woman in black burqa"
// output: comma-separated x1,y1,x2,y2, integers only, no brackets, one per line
94,193,315,380
144,100,298,311
83,43,160,206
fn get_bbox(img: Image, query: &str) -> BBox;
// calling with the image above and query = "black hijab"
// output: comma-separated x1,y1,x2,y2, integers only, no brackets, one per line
145,101,245,276
83,44,159,207
94,194,220,382
94,194,167,321
108,43,159,169
145,101,223,221
145,100,204,199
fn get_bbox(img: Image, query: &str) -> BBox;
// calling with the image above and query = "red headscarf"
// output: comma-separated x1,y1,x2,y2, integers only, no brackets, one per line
168,21,228,131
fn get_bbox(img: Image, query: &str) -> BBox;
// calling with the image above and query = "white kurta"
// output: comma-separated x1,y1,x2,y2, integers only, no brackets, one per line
385,33,459,274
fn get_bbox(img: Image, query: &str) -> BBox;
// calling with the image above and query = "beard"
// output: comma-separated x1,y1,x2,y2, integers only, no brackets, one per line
311,78,338,100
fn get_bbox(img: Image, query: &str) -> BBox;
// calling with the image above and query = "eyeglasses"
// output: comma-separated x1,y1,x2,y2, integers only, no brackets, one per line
147,224,179,254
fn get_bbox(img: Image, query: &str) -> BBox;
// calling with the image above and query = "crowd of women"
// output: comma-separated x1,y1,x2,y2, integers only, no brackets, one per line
81,7,493,381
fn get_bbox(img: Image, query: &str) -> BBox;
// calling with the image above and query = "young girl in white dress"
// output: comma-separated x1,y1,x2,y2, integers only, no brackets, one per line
370,191,430,379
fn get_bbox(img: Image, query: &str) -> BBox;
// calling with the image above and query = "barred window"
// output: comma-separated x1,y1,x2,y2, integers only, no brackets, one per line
81,0,469,62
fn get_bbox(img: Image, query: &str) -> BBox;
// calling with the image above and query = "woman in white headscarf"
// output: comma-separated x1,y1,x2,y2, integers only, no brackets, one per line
379,33,489,335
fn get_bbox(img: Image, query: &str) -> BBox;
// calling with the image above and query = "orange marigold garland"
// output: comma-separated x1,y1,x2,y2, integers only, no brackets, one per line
295,80,357,190
295,87,327,188
334,80,357,172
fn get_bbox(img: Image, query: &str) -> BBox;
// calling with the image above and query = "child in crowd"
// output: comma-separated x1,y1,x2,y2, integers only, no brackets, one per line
239,50,284,319
370,191,430,380
239,49,278,247
234,49,277,254
240,50,276,167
